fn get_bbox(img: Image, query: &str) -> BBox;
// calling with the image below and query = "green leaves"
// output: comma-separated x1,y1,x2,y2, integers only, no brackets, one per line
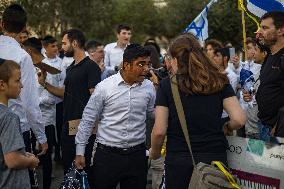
6,0,258,47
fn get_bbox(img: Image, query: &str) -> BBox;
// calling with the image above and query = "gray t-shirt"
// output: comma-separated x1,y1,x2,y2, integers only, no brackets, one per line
0,104,30,189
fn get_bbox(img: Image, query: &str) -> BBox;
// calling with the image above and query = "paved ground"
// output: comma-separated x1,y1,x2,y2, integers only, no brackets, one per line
36,162,153,189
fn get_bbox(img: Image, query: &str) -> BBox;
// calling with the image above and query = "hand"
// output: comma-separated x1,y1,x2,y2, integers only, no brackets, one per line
25,152,35,157
38,70,47,86
231,55,240,69
75,155,85,169
99,62,105,72
242,90,253,102
223,122,233,136
28,155,40,169
149,70,159,86
37,142,48,156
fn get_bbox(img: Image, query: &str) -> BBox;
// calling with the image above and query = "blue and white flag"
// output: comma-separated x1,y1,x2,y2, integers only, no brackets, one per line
247,0,284,18
184,0,218,46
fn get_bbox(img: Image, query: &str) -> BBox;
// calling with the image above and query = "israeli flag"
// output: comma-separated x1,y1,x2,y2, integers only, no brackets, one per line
247,0,284,18
184,0,218,46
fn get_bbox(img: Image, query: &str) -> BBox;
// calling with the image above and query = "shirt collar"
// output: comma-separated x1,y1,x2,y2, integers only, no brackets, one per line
114,42,129,50
69,56,89,68
0,35,21,48
116,71,143,87
116,72,125,85
46,56,60,63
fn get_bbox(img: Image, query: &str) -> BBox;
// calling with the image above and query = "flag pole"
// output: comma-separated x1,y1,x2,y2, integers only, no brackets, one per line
240,0,247,60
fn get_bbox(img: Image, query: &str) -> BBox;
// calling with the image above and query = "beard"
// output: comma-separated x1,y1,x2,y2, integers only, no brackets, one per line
260,32,278,47
64,47,74,57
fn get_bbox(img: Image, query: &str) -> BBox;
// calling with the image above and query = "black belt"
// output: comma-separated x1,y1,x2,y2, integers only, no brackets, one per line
97,143,145,154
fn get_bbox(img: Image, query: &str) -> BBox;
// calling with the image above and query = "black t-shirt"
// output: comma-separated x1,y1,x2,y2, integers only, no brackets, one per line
256,47,284,127
156,77,235,155
63,57,101,123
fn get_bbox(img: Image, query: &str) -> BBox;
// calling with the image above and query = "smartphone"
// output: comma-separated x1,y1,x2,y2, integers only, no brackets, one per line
229,47,235,60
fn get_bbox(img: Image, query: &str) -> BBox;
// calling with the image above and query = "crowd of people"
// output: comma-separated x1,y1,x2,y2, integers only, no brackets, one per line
0,3,283,189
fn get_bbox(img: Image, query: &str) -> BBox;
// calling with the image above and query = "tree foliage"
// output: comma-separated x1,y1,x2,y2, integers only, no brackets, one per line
1,0,259,48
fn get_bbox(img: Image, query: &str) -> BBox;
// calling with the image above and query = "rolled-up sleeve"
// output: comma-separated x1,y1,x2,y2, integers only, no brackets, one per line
75,84,104,156
21,55,47,144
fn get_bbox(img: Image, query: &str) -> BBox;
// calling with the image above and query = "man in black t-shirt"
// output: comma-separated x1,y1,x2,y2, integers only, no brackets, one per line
38,29,101,186
245,11,284,137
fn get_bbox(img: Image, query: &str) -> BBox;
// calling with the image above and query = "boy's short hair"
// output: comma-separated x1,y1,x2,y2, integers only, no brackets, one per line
22,37,42,53
61,29,86,49
42,35,57,46
214,47,230,59
261,11,284,30
123,44,150,63
2,4,27,33
116,24,131,34
205,39,223,50
0,58,20,82
85,40,103,51
246,37,256,46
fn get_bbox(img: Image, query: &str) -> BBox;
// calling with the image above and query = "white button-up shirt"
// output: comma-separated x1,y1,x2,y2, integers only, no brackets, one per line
38,56,63,126
0,35,46,144
222,66,239,118
104,42,126,71
75,72,156,156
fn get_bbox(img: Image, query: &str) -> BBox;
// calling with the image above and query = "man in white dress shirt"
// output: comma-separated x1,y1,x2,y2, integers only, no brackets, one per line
0,4,48,187
42,35,65,163
26,36,62,189
75,44,155,189
104,24,132,74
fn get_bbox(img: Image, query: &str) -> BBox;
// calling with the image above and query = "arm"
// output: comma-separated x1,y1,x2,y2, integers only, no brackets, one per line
87,61,101,95
150,106,169,160
44,82,65,99
1,114,39,169
38,70,65,99
75,85,104,156
4,152,39,169
20,55,47,144
223,96,247,130
146,82,156,119
75,85,104,169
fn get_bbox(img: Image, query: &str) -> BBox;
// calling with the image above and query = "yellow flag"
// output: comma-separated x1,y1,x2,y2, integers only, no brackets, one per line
238,0,243,11
238,0,260,32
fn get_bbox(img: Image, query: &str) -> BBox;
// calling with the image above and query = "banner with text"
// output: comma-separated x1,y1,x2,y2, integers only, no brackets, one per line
227,136,284,189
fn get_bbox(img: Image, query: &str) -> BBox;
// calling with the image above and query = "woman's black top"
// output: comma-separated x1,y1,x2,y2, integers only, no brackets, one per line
156,77,235,155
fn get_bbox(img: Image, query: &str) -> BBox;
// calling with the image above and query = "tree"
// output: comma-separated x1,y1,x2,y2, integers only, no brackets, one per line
3,0,258,48
15,0,62,37
112,0,163,43
161,0,209,39
161,0,258,48
208,0,257,49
